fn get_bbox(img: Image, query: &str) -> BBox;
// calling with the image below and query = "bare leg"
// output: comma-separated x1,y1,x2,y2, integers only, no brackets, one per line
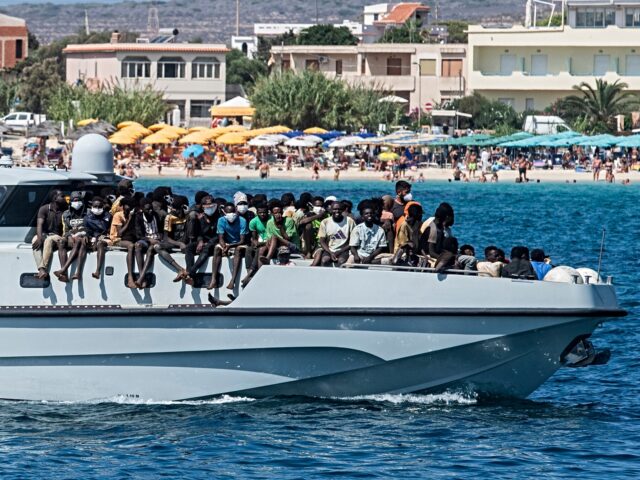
92,241,106,279
208,248,223,289
310,248,323,267
136,246,156,288
226,248,245,290
72,241,87,280
55,239,80,281
121,241,136,288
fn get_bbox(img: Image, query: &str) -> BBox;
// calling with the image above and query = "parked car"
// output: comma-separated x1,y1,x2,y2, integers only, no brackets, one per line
0,112,46,133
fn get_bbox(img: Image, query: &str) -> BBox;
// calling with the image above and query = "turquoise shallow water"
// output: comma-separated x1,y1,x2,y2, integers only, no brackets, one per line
1,178,638,478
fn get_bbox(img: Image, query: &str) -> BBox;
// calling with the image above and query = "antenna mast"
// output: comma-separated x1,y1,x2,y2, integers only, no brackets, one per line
84,10,90,35
236,0,240,36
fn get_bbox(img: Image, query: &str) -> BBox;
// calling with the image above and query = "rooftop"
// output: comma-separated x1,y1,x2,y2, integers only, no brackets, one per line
63,43,229,55
0,13,26,27
374,2,429,25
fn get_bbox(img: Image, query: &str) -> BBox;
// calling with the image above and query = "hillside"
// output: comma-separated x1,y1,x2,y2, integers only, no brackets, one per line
2,0,524,44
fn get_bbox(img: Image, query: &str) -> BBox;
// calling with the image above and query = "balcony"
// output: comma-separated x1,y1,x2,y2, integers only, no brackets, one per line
469,70,640,91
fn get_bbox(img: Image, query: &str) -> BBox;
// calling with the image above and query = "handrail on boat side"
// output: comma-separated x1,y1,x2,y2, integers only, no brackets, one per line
341,263,492,277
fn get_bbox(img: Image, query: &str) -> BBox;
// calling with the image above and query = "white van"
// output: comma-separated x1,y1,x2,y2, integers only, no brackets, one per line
0,112,46,133
523,115,572,135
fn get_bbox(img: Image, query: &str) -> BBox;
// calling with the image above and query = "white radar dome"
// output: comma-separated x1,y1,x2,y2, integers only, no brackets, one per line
543,266,585,284
576,267,602,284
71,134,114,174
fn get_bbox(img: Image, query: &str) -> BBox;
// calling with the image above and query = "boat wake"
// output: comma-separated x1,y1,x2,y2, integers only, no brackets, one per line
36,394,257,406
333,392,478,405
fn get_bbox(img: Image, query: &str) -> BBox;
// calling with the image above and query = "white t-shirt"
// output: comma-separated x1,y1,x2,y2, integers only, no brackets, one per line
350,223,387,258
318,216,355,252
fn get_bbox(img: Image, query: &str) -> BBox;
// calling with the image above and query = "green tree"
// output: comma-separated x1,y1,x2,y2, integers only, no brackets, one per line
17,58,64,113
450,92,521,130
250,70,401,131
377,20,424,44
226,49,268,91
47,81,168,126
256,31,297,65
296,24,358,46
0,79,18,116
563,79,638,133
435,21,468,43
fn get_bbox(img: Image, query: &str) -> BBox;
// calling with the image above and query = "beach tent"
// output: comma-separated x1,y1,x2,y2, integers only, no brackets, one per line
210,96,255,118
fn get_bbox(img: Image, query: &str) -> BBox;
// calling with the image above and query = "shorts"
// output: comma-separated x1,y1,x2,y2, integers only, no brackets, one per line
214,244,248,256
518,168,527,175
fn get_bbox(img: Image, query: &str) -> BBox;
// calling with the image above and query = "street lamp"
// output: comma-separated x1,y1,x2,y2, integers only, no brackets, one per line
413,61,422,125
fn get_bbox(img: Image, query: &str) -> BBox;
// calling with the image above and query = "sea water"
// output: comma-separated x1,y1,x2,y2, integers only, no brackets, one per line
1,178,638,478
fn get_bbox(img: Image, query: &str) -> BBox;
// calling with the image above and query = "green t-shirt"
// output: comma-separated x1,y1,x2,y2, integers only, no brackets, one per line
265,217,300,248
249,216,271,242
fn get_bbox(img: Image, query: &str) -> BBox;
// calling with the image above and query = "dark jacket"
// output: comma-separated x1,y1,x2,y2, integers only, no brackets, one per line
84,211,111,238
501,258,536,279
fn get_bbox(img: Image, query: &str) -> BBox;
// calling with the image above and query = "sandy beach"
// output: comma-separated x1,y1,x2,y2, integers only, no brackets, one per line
134,164,639,183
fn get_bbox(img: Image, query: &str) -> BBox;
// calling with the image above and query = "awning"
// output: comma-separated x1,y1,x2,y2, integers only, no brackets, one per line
211,96,255,118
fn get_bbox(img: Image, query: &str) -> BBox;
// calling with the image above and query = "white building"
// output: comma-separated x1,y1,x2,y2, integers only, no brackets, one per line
231,35,258,58
468,0,640,112
271,43,467,111
254,21,363,39
63,34,229,125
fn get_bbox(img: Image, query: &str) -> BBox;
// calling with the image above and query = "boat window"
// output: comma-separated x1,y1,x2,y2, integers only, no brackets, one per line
0,185,52,227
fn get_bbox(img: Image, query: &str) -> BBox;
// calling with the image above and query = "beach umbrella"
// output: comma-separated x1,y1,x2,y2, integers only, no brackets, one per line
379,151,399,161
182,144,205,158
216,132,247,145
188,126,207,133
304,127,328,135
379,95,409,104
283,130,304,138
147,123,171,132
248,136,279,147
616,135,640,148
77,118,97,127
141,131,175,144
328,135,363,148
318,130,344,140
285,136,322,148
117,121,144,130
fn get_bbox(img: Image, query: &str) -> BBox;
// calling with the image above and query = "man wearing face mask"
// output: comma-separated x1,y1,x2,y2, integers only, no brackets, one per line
54,191,89,282
391,180,413,221
84,197,112,280
32,190,69,280
185,196,220,282
298,196,326,258
311,201,356,267
234,191,255,225
154,195,192,284
133,199,162,289
209,202,248,291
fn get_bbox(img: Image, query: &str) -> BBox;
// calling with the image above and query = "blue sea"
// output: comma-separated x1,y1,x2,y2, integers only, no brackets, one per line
2,178,638,478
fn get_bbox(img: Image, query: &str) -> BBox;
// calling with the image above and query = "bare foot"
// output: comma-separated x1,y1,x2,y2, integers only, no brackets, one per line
259,256,270,266
172,272,183,283
92,272,100,279
35,269,49,280
184,275,194,286
127,276,137,289
55,271,69,283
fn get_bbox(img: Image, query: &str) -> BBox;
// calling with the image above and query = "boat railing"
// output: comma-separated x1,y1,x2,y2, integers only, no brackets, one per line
341,263,493,277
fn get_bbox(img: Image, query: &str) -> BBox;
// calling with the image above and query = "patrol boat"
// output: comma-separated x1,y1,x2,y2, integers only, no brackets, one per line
0,135,626,402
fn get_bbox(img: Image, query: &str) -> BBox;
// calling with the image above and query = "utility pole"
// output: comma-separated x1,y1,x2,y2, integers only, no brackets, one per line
84,10,90,35
236,0,240,36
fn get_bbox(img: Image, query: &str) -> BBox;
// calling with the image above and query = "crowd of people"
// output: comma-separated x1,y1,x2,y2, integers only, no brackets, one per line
31,179,554,292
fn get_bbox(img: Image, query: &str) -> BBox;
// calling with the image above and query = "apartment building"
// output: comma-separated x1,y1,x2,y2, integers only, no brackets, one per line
0,13,28,70
270,43,467,111
63,34,229,125
468,0,640,112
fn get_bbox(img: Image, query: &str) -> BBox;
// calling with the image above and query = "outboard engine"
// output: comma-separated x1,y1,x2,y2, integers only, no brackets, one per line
561,335,611,368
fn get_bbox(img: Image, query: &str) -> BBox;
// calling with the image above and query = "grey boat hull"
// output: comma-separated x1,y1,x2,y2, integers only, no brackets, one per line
0,307,606,401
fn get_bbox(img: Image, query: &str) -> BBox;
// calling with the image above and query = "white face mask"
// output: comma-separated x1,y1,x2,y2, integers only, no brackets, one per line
284,206,295,213
312,206,324,215
236,204,249,214
403,193,413,202
91,207,103,216
225,212,238,223
164,195,173,206
71,201,83,211
204,206,216,216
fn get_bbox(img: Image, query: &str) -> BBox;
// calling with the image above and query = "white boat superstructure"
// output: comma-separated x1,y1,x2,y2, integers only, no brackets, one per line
0,135,625,402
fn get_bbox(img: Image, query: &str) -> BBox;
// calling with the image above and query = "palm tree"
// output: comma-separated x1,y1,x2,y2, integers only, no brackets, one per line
563,79,638,133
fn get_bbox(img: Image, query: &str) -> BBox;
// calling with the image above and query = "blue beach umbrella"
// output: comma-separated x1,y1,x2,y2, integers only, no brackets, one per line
284,130,304,138
182,144,205,158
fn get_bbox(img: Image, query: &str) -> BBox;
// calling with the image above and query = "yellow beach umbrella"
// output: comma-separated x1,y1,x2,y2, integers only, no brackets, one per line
263,125,291,134
216,132,247,145
148,123,170,132
188,126,207,132
379,151,399,161
304,127,327,134
141,132,175,145
108,133,138,145
77,118,98,127
117,121,144,130
179,130,214,145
